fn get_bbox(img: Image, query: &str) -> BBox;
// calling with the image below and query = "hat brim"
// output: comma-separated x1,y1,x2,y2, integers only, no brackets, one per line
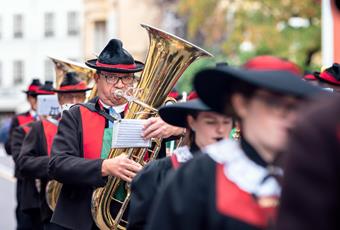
194,66,321,114
85,59,144,73
23,91,39,96
53,87,93,93
159,99,211,128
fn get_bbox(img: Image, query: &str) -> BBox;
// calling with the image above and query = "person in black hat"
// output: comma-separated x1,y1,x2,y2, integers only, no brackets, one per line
5,79,42,156
311,63,340,92
17,72,91,229
128,99,234,230
276,95,340,230
6,80,57,230
48,39,183,230
146,56,320,230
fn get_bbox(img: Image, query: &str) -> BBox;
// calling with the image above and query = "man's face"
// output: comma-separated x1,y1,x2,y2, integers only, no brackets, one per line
27,95,37,111
95,71,136,106
231,89,302,160
58,92,86,105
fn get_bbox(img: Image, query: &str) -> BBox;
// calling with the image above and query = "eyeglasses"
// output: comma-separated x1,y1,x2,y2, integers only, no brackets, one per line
100,73,135,85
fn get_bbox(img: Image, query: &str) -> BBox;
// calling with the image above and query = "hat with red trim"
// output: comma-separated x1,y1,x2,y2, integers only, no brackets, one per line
314,63,340,85
54,72,92,93
243,55,301,75
36,81,55,95
23,79,42,95
85,39,144,73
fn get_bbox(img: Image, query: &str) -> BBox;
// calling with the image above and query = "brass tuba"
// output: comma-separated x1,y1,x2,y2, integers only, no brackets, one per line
45,57,97,211
91,24,213,230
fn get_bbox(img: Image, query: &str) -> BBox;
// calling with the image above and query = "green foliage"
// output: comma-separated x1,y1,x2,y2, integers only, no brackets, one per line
175,0,321,84
176,57,215,93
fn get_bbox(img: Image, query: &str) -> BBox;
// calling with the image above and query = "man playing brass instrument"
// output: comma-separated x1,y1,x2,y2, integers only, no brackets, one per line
48,39,183,230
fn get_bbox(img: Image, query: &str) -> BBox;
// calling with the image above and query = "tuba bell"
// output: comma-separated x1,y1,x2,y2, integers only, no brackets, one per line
91,24,213,230
45,57,97,211
48,56,97,100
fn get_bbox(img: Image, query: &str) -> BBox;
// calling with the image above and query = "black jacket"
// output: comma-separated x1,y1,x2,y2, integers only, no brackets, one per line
11,123,41,212
18,120,54,222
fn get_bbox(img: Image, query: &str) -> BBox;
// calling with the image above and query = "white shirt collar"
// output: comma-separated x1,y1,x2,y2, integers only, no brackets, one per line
172,146,193,163
99,99,127,114
29,110,37,118
204,139,281,197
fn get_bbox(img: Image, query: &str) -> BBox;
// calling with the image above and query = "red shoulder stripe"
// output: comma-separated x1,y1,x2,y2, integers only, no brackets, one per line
170,154,180,169
216,163,269,228
41,120,58,156
79,106,105,159
17,114,34,125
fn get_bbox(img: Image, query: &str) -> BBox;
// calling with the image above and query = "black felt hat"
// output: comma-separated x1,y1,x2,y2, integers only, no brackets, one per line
159,99,211,128
23,79,42,95
36,81,55,95
54,72,92,93
85,39,144,73
194,66,321,113
314,63,340,86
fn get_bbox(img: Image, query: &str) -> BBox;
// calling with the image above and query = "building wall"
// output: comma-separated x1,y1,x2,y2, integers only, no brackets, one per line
0,0,84,112
84,0,163,62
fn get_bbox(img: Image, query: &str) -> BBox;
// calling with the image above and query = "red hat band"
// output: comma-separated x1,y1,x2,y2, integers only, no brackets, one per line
319,71,340,85
95,61,137,70
59,81,88,91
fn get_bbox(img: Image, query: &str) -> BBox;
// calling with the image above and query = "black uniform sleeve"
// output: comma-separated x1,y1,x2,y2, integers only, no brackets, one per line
146,155,208,230
277,97,340,230
48,106,107,187
11,126,26,165
128,157,173,230
17,121,50,180
4,116,19,155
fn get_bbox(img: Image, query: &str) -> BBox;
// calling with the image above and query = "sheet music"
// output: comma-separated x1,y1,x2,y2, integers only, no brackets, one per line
37,95,60,116
111,119,151,148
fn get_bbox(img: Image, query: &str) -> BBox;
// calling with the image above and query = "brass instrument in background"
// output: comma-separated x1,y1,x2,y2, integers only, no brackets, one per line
45,57,97,211
48,56,97,100
91,24,213,230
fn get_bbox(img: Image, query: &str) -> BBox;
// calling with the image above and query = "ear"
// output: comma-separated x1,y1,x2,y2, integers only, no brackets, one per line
186,115,196,131
231,93,249,119
94,73,100,83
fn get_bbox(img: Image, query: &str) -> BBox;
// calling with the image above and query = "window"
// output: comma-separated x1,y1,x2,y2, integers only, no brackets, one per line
94,21,107,54
0,17,2,39
0,62,2,86
67,11,79,36
13,60,24,84
13,14,23,38
44,12,55,37
44,59,54,81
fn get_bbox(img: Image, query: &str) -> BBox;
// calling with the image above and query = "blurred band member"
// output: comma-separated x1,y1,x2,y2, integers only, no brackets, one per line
146,56,320,230
10,80,54,230
128,99,234,229
277,94,340,230
18,73,91,229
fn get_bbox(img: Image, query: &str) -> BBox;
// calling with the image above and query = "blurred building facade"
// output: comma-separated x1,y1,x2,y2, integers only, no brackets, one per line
0,0,180,115
0,0,84,113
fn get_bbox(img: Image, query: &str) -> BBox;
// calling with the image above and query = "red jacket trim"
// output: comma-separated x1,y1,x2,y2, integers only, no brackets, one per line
21,124,32,134
79,106,105,159
41,120,58,156
170,154,180,169
17,113,34,126
216,163,276,228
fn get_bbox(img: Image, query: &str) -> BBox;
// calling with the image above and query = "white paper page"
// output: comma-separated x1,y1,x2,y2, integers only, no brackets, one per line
111,119,151,148
37,95,60,116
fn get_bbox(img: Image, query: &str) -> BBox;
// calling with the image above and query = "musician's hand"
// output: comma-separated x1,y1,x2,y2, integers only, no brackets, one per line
142,117,184,139
101,154,142,183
